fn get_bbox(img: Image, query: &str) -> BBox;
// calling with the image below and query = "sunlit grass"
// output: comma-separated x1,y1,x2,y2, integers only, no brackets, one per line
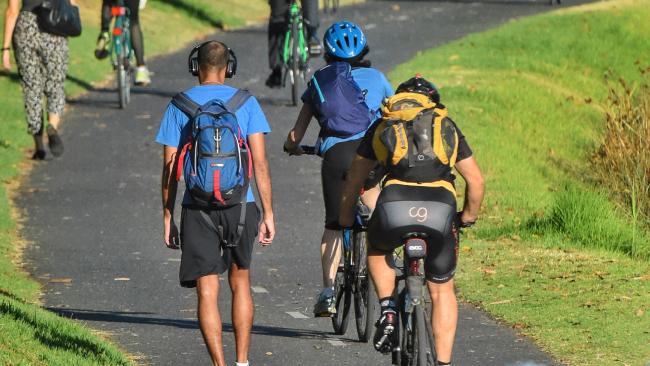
390,0,650,364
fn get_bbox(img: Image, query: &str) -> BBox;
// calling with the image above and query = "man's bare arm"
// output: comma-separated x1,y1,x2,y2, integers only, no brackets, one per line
161,145,180,248
339,155,376,227
248,133,275,244
284,103,314,153
454,156,485,223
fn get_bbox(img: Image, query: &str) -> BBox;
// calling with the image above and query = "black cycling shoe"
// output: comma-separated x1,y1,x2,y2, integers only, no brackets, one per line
46,125,64,157
32,150,46,160
308,36,322,56
373,310,398,354
265,68,283,89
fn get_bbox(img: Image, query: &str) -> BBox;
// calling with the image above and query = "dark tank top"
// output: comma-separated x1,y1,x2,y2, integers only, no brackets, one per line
22,0,43,12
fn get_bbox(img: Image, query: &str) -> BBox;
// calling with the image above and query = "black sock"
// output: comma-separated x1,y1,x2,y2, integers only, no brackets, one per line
379,297,396,313
33,131,44,151
438,361,451,366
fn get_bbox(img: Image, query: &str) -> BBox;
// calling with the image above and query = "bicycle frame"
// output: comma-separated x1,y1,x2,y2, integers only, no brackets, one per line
392,235,437,366
110,3,132,67
281,1,308,67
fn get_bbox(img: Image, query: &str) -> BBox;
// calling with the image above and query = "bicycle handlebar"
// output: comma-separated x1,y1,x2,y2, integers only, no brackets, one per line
283,145,317,156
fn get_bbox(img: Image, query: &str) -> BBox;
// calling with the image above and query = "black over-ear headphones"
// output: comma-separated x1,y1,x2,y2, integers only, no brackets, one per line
188,41,237,78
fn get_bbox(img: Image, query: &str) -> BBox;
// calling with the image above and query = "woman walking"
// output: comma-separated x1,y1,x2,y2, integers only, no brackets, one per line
3,0,70,159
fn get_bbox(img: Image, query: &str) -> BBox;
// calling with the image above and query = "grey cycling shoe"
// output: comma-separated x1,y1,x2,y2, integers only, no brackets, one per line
313,290,336,317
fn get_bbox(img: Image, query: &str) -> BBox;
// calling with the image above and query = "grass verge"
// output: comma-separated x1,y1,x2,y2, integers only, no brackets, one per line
0,1,272,364
389,0,650,364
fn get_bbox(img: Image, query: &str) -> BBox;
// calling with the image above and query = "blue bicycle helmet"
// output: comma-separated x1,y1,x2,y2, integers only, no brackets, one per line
324,21,367,59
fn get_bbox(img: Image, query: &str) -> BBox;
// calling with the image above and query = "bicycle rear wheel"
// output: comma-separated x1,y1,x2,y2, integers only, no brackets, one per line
415,304,436,366
354,229,377,342
332,261,352,335
116,45,130,109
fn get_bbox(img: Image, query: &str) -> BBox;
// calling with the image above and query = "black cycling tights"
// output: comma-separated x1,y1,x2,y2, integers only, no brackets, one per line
101,0,145,66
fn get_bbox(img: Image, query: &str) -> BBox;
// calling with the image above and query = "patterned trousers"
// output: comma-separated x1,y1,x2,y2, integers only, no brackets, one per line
13,11,69,135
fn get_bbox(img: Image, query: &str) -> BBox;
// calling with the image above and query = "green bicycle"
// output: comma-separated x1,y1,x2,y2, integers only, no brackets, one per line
109,0,133,109
281,0,311,106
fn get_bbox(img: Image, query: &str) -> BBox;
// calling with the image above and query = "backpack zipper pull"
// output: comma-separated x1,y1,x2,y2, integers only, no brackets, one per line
214,129,221,153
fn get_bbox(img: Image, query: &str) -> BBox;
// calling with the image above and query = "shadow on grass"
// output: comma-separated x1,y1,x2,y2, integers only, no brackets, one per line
0,297,127,363
157,0,225,29
49,307,340,341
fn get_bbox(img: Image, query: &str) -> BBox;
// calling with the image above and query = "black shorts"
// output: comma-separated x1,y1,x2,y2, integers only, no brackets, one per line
179,203,260,288
321,139,383,230
368,185,459,284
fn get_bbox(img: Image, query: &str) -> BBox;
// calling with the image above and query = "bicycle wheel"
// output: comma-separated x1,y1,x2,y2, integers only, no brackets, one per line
354,229,377,342
415,304,436,366
332,261,352,335
117,45,130,108
290,19,300,106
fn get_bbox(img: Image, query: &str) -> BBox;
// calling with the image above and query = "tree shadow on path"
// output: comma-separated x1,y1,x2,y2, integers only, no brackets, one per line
48,307,340,341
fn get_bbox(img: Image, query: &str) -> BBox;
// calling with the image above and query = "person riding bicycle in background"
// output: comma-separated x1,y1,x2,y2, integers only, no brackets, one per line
283,21,393,317
339,76,485,366
95,0,151,86
266,0,321,88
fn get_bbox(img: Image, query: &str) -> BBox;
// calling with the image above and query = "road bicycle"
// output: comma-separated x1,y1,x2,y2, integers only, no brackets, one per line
331,205,378,342
281,0,311,106
389,235,437,366
323,0,340,13
109,0,133,109
296,145,378,342
388,213,469,365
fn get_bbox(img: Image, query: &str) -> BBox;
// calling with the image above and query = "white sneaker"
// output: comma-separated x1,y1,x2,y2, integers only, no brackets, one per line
134,66,151,86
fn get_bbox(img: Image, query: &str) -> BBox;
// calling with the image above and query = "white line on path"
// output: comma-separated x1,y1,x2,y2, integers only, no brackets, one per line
251,286,269,294
286,311,309,319
327,340,346,347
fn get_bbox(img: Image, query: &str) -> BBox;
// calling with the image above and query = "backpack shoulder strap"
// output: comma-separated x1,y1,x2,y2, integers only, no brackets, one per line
225,89,252,113
171,92,200,116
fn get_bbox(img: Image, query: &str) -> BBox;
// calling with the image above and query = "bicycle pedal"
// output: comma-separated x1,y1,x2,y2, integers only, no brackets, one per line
314,311,334,318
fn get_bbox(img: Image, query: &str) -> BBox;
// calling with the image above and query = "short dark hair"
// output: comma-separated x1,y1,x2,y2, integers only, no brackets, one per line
198,41,228,72
324,45,371,68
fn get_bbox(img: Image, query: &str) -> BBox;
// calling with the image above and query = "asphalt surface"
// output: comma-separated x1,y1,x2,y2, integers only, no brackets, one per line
19,1,590,365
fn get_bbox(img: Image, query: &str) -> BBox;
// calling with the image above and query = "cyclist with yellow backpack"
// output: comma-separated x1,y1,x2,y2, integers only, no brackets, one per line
339,76,485,366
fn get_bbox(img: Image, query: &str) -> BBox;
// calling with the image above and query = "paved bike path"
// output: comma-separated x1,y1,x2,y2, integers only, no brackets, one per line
20,1,588,365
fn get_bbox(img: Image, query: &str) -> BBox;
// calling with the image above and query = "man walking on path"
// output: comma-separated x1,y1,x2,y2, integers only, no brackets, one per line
157,40,275,366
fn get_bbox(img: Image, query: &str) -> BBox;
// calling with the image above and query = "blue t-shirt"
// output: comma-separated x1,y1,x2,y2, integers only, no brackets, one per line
155,85,271,204
302,67,394,154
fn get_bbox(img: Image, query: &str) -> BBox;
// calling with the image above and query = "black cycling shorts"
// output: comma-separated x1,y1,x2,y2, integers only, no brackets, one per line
179,203,260,288
321,139,382,230
368,185,459,284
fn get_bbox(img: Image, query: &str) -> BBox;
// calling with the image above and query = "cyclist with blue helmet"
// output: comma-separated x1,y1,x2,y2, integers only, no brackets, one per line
283,21,393,317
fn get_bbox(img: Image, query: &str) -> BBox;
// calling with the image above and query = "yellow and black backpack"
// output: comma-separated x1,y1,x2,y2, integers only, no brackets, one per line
371,92,459,194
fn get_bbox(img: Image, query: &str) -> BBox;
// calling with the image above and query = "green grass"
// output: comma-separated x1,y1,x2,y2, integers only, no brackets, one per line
0,1,272,364
457,239,650,366
389,0,650,364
